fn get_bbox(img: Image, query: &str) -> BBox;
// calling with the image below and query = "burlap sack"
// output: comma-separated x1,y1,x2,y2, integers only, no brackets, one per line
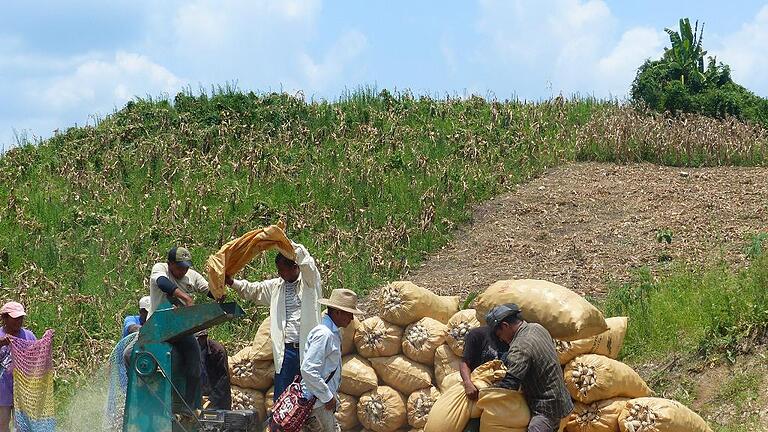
402,317,448,365
251,318,273,360
379,281,460,326
264,386,274,413
617,398,712,432
369,355,433,395
556,317,628,365
336,393,360,431
231,386,266,421
434,344,462,391
445,310,480,357
341,317,360,356
357,386,408,432
424,360,507,432
407,387,441,428
474,279,608,341
229,347,275,390
566,398,629,432
475,388,530,432
355,317,403,358
564,355,652,404
340,354,379,397
439,372,463,393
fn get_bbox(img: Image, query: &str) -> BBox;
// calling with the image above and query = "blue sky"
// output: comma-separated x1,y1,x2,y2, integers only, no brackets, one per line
3,1,768,149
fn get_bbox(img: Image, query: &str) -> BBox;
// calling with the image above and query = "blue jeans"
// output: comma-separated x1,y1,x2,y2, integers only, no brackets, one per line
273,345,300,402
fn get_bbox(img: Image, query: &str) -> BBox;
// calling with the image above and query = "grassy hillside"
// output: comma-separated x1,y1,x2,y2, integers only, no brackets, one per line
1,88,767,402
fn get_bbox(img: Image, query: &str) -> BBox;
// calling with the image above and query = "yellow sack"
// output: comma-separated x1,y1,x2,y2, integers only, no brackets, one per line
439,372,463,393
340,355,379,397
434,344,462,391
402,317,448,365
407,387,441,428
231,386,266,421
423,360,507,432
564,355,652,404
205,223,295,299
336,393,360,431
476,388,530,432
566,398,628,432
229,347,274,390
378,281,460,326
355,317,403,358
556,317,628,365
446,310,480,357
341,317,360,356
617,398,712,432
264,386,274,413
357,386,408,432
369,355,434,395
251,318,273,360
474,280,608,341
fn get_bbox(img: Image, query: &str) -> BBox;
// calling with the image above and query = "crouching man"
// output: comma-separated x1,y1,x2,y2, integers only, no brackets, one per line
488,304,573,432
301,289,364,432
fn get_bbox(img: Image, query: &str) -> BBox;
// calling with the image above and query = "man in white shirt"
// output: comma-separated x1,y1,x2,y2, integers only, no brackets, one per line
225,241,322,401
301,289,364,432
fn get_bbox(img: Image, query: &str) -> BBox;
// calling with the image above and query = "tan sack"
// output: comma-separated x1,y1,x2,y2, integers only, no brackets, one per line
336,393,360,431
355,317,403,358
617,398,712,432
229,347,275,390
357,386,408,432
378,281,460,326
231,386,266,421
251,318,273,360
369,355,434,395
434,344,462,391
424,360,507,432
564,355,652,404
556,317,628,365
340,355,379,397
476,388,530,432
264,386,274,413
439,372,463,393
407,387,441,428
402,317,448,364
341,317,360,356
446,310,480,357
566,398,629,432
474,279,608,341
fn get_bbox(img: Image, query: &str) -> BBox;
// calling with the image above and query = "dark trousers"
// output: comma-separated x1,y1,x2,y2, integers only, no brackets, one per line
528,414,560,432
173,334,202,410
273,345,300,402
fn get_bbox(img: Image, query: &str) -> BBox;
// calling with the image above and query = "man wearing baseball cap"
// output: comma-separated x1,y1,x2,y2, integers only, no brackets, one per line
122,296,151,338
488,304,573,432
0,302,36,432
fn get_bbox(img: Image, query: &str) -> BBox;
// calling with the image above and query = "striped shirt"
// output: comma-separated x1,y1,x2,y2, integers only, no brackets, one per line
498,322,574,419
284,280,302,343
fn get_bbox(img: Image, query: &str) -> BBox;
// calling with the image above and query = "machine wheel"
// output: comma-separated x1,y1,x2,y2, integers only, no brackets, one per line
135,351,158,376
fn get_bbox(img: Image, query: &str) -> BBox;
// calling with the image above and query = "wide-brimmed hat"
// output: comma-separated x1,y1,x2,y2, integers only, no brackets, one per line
0,301,26,319
139,296,151,311
318,289,365,315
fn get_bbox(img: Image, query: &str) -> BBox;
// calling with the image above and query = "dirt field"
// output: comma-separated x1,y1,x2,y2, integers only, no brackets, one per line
403,162,768,298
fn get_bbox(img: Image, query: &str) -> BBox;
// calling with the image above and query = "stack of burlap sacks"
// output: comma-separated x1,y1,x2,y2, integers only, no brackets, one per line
227,280,712,432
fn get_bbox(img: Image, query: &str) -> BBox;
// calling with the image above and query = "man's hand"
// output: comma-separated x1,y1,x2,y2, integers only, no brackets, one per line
464,381,479,401
324,398,337,411
0,335,9,347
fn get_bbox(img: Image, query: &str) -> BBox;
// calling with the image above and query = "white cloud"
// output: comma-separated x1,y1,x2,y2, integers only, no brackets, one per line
596,27,664,96
299,30,367,91
712,5,768,96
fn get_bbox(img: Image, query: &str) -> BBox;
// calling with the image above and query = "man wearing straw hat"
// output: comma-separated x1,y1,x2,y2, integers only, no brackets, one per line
301,289,364,432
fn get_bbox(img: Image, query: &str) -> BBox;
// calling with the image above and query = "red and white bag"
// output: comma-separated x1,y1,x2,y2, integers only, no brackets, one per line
269,370,337,432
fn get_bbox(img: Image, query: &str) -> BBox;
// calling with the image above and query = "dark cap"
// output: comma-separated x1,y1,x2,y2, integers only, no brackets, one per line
486,303,522,329
168,246,193,268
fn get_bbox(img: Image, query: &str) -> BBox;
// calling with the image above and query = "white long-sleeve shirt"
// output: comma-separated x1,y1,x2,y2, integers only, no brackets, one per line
231,242,322,373
301,314,342,407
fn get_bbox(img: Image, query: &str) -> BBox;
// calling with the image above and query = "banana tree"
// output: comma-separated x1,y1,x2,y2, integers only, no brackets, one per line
663,18,707,86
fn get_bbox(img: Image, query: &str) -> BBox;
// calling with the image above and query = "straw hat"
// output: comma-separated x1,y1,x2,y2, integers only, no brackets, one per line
318,289,365,315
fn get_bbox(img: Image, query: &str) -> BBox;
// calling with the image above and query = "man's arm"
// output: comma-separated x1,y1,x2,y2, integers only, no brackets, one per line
300,328,335,407
497,344,529,390
459,360,478,400
156,275,195,306
228,278,276,306
460,330,482,400
292,242,321,295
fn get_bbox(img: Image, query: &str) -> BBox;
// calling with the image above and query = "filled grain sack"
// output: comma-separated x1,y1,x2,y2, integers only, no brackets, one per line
475,388,530,432
439,372,463,393
424,360,507,432
369,355,434,395
474,279,608,341
231,386,266,421
229,347,275,390
378,281,460,326
556,317,628,365
355,317,403,358
341,317,360,356
264,386,274,413
357,386,408,432
564,355,652,404
340,355,379,397
617,398,712,432
251,318,273,360
336,393,360,431
434,344,462,391
566,398,629,432
407,387,441,428
402,317,448,364
445,309,480,357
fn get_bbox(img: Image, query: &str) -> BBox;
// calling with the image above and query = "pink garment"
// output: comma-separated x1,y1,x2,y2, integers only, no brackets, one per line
0,327,36,407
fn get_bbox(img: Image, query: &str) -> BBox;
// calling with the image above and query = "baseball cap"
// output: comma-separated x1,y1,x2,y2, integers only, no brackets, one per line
485,303,522,329
168,246,193,268
0,302,27,319
138,296,151,311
